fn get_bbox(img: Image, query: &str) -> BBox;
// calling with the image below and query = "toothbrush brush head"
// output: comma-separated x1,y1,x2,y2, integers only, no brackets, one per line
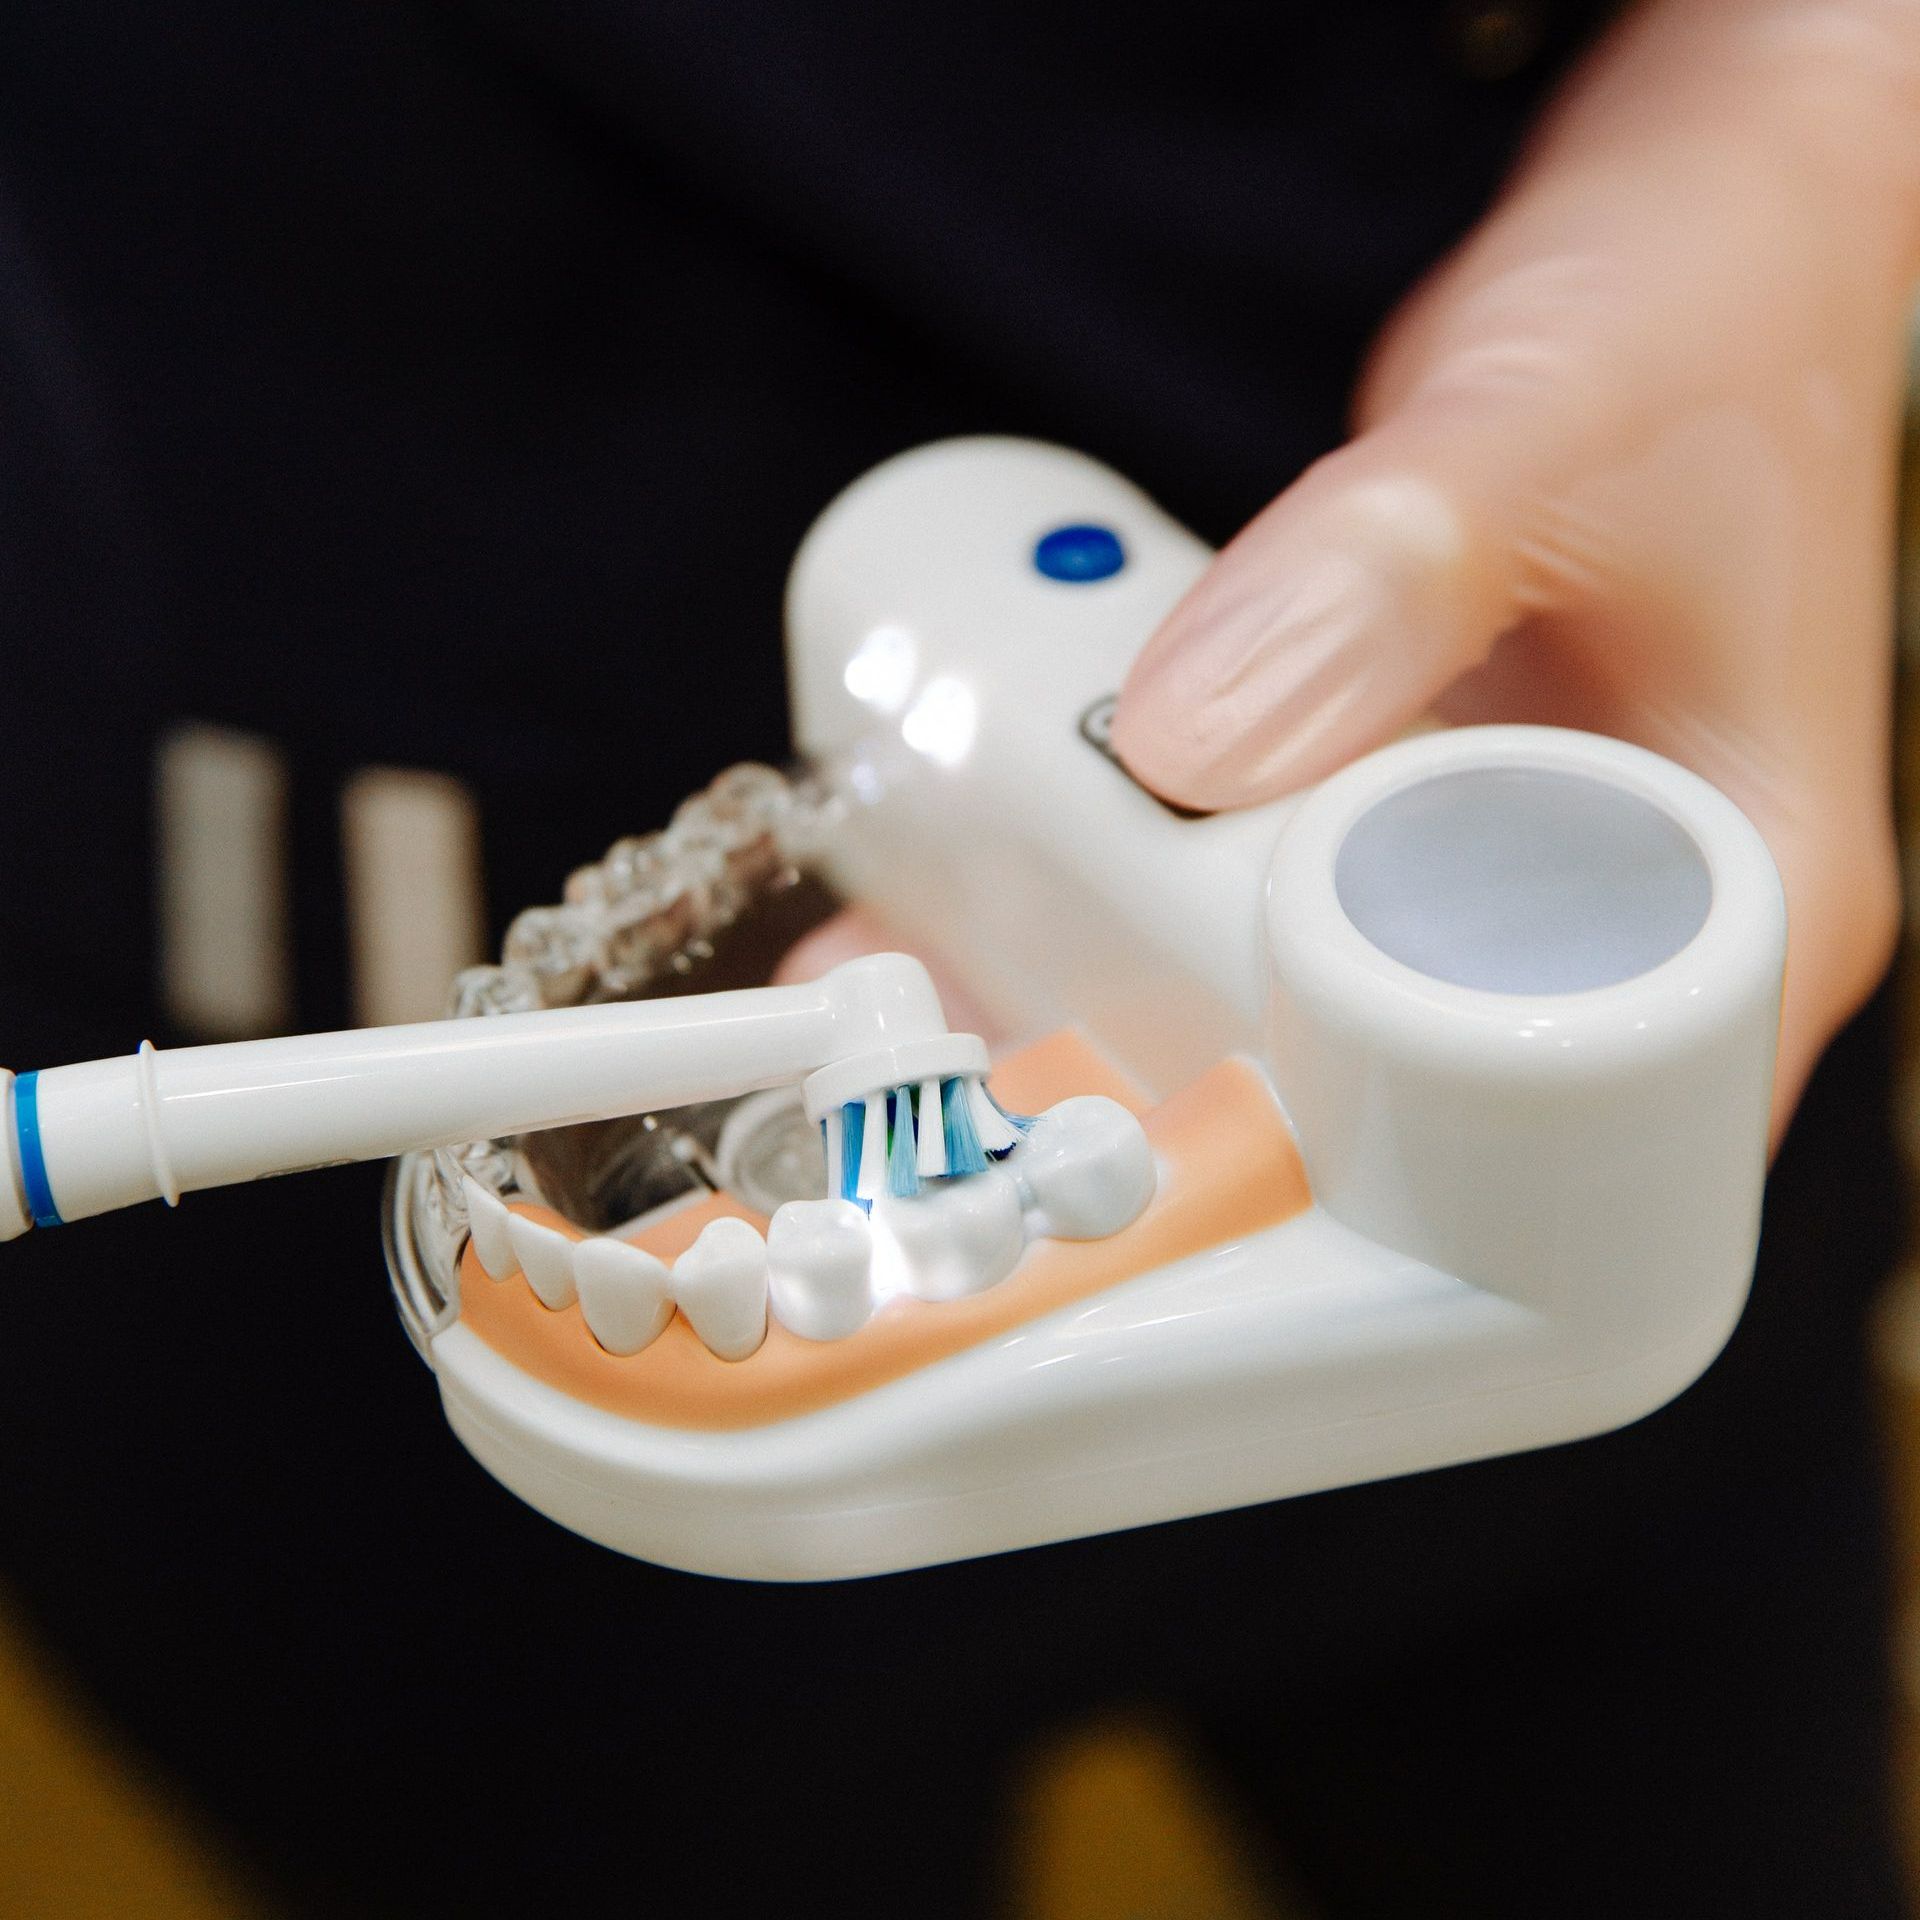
803,1038,1031,1206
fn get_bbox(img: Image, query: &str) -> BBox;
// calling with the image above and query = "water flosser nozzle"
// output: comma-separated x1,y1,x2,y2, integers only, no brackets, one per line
0,954,964,1232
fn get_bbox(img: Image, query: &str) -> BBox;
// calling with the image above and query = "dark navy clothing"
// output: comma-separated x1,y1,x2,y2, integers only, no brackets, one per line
0,5,1905,1914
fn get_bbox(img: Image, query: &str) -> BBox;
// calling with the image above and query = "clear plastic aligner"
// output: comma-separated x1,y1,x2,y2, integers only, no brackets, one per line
400,761,850,1321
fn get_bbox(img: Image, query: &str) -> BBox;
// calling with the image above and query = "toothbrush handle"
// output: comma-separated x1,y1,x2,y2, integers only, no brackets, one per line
0,956,947,1233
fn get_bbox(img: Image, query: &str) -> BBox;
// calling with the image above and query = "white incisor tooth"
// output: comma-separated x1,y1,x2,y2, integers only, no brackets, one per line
462,1176,518,1281
1009,1096,1157,1240
880,1166,1025,1302
767,1198,874,1342
507,1211,579,1311
574,1236,675,1356
673,1216,770,1361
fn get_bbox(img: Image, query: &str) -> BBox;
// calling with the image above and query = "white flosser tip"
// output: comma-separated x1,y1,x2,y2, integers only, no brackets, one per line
673,1216,770,1361
507,1211,579,1311
574,1236,675,1356
880,1165,1025,1302
767,1198,874,1342
1010,1095,1156,1240
462,1177,518,1281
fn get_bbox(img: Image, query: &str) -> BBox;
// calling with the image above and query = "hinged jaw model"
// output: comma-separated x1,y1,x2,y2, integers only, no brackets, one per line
0,440,1785,1580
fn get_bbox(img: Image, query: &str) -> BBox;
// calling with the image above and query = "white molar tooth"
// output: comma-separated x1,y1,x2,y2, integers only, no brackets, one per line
506,1211,579,1311
574,1236,675,1356
462,1177,518,1281
673,1216,770,1361
1009,1096,1157,1240
879,1165,1026,1303
767,1198,874,1342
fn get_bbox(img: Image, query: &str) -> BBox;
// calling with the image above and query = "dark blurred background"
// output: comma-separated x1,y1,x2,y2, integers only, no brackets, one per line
1,3,1914,1914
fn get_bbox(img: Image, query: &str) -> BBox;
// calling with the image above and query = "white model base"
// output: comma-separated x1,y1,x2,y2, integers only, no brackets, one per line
428,1200,1741,1582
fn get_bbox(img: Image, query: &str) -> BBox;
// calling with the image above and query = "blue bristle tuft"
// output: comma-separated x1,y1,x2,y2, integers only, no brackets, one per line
887,1086,920,1197
840,1101,864,1202
941,1076,988,1177
824,1077,1022,1202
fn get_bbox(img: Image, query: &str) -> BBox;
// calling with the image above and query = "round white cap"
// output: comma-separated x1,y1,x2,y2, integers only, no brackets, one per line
802,1034,988,1123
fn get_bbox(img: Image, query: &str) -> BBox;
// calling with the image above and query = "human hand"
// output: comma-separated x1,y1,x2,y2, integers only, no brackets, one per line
1112,0,1920,1140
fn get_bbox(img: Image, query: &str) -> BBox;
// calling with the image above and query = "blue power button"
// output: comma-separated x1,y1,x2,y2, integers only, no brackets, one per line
1034,523,1125,583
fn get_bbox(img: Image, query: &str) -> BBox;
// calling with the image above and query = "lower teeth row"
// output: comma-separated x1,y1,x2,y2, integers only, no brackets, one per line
460,1094,1157,1357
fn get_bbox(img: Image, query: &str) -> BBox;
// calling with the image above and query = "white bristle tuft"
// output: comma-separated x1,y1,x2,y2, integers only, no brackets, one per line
916,1078,945,1177
965,1076,1019,1154
855,1090,888,1201
824,1113,845,1202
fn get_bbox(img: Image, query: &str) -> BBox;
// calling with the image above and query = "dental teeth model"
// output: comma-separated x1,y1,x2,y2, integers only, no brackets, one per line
464,1088,1154,1352
667,1216,772,1360
474,1196,767,1358
768,1202,874,1342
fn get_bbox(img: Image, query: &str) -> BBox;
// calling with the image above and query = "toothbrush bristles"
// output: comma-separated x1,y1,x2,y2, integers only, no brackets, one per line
824,1105,844,1201
838,1103,863,1204
827,1073,1035,1206
888,1086,920,1198
964,1077,1022,1155
940,1075,988,1178
856,1091,888,1203
916,1077,946,1178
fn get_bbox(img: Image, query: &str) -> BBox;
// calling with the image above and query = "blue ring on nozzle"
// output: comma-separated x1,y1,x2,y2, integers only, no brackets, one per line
14,1072,62,1228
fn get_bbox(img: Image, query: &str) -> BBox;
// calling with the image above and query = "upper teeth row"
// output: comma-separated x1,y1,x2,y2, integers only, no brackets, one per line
461,1093,1156,1359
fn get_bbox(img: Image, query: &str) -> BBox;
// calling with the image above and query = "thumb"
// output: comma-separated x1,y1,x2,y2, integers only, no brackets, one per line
1110,387,1585,811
